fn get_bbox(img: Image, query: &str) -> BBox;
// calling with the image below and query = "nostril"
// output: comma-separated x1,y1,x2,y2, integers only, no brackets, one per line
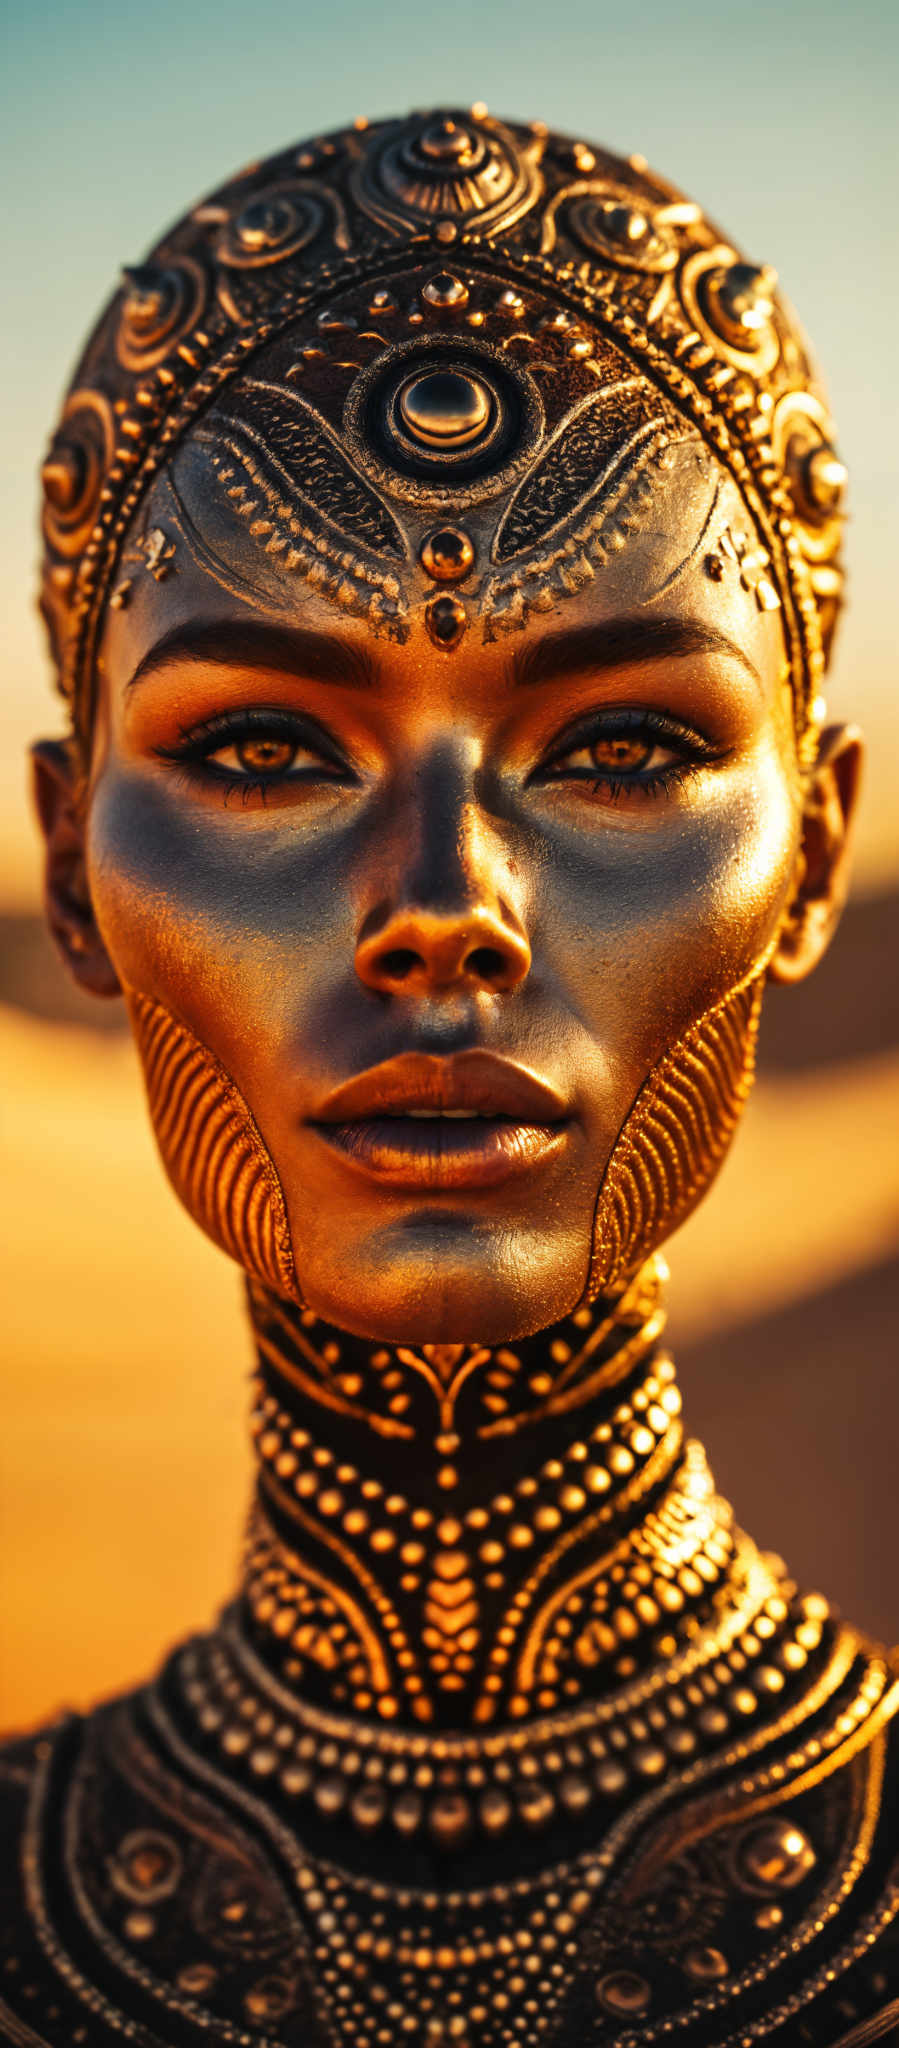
379,948,421,983
465,946,509,985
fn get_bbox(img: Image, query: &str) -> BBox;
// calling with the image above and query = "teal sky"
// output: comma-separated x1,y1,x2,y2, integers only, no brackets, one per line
3,0,897,893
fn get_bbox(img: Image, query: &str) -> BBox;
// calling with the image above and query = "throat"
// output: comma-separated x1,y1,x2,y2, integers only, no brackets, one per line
170,1261,830,1861
236,1261,742,1730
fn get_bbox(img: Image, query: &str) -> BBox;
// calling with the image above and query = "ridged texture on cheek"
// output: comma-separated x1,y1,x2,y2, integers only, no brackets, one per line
128,991,298,1300
585,971,765,1299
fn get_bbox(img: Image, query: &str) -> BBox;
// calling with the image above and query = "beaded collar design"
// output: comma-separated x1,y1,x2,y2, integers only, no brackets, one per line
2,1271,898,2047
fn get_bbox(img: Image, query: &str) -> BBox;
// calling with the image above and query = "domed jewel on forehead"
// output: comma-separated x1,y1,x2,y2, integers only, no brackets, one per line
346,331,543,492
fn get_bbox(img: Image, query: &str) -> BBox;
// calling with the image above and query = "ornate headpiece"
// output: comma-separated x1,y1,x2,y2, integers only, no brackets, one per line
39,108,846,758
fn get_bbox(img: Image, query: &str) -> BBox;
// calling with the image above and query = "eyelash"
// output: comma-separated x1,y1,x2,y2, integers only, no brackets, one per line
537,707,715,800
158,706,715,804
156,709,350,803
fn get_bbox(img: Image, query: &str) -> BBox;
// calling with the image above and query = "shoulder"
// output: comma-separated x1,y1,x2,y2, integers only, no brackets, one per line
0,1687,325,2047
570,1627,899,2045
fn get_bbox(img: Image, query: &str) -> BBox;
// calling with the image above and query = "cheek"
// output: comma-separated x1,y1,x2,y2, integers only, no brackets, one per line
535,749,799,1087
569,753,799,1297
84,763,321,1300
84,760,347,1064
127,988,300,1299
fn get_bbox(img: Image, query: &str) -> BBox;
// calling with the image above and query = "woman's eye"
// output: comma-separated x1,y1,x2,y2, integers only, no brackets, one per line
161,716,349,789
210,735,311,777
549,730,680,781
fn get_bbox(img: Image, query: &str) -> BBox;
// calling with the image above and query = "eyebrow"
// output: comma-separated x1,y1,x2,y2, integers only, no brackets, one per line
512,616,762,691
124,619,376,694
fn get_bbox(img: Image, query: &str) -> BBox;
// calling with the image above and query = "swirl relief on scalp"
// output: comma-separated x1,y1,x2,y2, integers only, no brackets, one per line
128,992,298,1300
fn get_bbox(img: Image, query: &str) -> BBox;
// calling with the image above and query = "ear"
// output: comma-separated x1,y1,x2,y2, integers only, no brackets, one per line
768,722,864,985
31,737,122,998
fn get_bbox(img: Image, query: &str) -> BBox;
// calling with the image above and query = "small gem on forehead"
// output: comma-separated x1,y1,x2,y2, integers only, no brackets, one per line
426,593,467,648
420,528,475,582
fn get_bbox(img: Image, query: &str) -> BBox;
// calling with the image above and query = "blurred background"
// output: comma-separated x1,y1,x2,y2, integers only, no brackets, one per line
2,0,897,1732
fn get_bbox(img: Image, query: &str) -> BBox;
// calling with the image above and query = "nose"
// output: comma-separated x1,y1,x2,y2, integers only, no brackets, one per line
355,900,531,996
354,759,531,999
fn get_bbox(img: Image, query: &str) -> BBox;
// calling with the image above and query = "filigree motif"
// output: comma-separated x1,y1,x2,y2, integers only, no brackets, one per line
541,182,700,273
215,185,326,269
128,991,297,1298
351,110,543,239
483,425,681,635
586,974,765,1299
679,244,781,377
40,389,114,559
491,382,677,561
116,256,207,371
705,523,781,610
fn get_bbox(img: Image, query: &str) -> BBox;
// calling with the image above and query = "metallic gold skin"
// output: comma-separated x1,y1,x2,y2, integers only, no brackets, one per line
18,105,889,2048
128,991,297,1297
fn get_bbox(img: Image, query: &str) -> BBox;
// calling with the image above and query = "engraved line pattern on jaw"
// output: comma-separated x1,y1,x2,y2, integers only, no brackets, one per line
585,972,766,1301
128,993,298,1300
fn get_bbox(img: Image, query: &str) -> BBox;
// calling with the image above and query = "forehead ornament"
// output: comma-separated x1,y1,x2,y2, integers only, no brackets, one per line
398,369,491,448
38,106,846,749
425,593,468,649
352,337,540,491
419,528,475,582
357,110,542,238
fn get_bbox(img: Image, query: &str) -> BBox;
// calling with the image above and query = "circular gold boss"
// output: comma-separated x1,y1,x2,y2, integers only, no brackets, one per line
398,369,492,449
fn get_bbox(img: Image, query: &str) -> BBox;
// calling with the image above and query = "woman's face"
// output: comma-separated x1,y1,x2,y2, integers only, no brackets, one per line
74,382,807,1346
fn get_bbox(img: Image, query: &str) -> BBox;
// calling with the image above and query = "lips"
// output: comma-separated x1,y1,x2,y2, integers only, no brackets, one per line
309,1050,570,1189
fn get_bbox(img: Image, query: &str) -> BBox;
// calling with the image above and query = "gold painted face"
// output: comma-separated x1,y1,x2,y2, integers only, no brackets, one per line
80,285,803,1341
34,116,858,1345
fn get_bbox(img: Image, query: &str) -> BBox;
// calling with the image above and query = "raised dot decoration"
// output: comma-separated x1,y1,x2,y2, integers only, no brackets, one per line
701,261,778,352
421,271,470,309
731,1817,817,1893
426,594,467,649
420,527,475,582
41,391,114,558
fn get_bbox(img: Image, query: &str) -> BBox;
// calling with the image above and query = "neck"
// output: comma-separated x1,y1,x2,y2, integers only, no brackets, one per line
238,1263,748,1729
170,1264,826,1859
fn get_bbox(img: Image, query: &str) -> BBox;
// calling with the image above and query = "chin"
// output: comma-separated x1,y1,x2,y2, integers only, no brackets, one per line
296,1212,589,1345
